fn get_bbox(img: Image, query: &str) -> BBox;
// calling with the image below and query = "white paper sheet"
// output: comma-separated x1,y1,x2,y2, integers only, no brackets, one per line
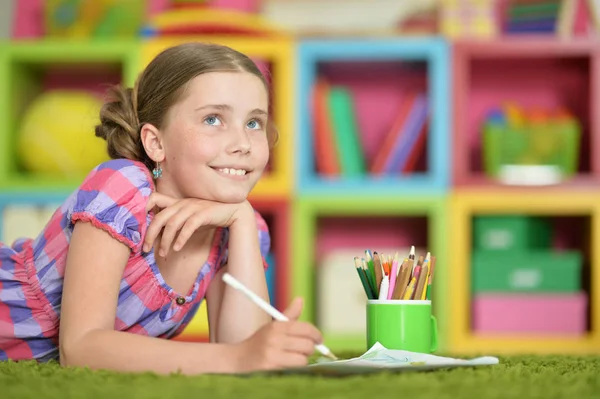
290,342,499,375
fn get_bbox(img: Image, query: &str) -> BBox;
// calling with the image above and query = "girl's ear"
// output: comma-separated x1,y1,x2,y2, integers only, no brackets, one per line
140,123,165,163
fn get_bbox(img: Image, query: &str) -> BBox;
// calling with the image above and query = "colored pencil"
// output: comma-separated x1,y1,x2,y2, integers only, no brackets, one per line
365,250,377,295
373,252,383,298
353,246,436,302
354,257,373,299
387,252,399,300
426,255,436,300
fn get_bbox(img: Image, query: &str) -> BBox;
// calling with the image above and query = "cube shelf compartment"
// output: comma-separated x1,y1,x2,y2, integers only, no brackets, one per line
292,196,448,352
0,41,140,192
449,189,600,355
296,38,450,196
452,38,600,189
141,36,295,200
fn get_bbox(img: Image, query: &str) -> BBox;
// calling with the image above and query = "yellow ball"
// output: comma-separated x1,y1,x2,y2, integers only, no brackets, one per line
18,90,109,178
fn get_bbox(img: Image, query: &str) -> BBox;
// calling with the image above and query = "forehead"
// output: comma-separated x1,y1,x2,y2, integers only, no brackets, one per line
182,71,268,109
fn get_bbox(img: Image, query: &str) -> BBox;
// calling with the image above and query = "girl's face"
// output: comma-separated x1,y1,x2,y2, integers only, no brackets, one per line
157,71,270,203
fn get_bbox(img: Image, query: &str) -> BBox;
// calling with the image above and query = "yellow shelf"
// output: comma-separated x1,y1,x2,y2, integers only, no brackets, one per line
447,334,600,355
449,189,600,354
176,301,209,339
141,36,295,200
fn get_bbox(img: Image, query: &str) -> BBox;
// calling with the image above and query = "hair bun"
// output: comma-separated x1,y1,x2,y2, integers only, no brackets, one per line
95,85,144,162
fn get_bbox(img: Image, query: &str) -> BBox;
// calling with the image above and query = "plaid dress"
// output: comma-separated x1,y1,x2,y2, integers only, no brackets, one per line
0,159,270,362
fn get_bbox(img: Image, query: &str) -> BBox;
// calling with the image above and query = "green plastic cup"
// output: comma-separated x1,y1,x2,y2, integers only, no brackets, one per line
366,299,438,353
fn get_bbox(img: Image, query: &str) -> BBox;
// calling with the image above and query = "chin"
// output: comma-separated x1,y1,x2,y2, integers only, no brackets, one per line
212,189,251,204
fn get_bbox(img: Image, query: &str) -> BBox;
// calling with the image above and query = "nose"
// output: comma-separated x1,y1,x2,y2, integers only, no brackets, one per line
228,125,251,154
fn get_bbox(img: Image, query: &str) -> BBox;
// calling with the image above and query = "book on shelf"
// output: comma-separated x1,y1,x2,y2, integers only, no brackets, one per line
311,81,428,178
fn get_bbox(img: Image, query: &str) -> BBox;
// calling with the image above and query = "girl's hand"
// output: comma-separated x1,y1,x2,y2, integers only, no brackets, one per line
143,192,250,255
234,298,324,372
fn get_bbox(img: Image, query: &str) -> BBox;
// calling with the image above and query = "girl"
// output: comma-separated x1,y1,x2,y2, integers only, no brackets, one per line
0,42,323,375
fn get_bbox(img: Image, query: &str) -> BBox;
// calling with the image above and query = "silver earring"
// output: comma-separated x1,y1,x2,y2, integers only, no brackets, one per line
152,162,163,179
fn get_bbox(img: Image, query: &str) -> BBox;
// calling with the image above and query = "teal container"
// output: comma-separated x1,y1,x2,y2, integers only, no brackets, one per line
473,215,552,251
472,250,582,293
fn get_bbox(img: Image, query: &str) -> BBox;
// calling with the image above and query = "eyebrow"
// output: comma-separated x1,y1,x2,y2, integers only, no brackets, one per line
195,104,268,116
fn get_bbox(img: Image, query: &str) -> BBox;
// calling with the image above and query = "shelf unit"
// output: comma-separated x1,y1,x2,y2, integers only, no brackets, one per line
449,189,600,355
0,40,140,192
292,195,449,353
2,30,600,356
296,37,451,196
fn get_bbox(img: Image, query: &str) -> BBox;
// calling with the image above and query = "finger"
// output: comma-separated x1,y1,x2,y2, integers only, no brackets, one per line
278,352,309,369
143,203,184,252
282,297,304,321
145,192,178,212
282,337,316,357
159,206,196,256
173,214,206,251
286,321,323,345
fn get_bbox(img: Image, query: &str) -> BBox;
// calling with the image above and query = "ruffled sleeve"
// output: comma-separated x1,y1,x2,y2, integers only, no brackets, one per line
68,159,154,253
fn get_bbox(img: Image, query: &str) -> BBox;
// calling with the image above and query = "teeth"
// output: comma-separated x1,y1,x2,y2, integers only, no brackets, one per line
218,168,246,176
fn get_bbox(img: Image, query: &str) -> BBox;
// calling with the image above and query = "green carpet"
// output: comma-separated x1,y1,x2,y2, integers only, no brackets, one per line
1,354,599,399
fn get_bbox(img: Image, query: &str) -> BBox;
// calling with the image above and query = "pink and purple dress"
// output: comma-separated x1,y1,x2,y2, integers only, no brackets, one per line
0,159,270,362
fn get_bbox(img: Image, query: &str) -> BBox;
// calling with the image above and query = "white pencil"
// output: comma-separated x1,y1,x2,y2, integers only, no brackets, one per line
222,272,337,361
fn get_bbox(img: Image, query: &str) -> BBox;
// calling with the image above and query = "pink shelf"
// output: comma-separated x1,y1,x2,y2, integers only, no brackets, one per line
315,215,428,260
452,38,600,188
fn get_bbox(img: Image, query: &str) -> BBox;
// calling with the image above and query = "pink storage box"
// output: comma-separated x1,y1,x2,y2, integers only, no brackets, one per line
473,293,587,334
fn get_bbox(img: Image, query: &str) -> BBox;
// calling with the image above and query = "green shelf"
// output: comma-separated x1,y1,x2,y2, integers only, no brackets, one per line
292,195,450,351
0,40,140,191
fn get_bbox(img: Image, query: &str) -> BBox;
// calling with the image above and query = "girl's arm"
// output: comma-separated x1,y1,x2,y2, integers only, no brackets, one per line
212,202,271,344
59,221,240,375
206,266,226,343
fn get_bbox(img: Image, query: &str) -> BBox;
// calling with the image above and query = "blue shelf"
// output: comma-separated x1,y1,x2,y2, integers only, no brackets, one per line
296,37,451,196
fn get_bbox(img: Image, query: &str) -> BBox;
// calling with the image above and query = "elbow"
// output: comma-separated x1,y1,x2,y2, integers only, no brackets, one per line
59,338,77,368
58,331,93,368
59,351,70,368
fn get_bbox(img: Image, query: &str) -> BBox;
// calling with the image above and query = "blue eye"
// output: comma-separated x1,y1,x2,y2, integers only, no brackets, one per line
204,115,222,126
247,119,262,130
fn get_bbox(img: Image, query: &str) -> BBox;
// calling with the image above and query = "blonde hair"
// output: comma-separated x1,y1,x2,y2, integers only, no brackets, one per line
95,42,278,171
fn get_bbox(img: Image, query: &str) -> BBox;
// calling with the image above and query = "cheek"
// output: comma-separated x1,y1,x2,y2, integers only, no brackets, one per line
168,135,219,169
253,136,271,167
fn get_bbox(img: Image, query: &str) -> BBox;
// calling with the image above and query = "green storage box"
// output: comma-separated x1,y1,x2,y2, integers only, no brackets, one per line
482,117,580,179
473,215,552,251
471,250,582,293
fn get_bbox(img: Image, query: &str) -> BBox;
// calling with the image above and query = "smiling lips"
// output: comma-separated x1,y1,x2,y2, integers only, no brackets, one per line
213,167,250,179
